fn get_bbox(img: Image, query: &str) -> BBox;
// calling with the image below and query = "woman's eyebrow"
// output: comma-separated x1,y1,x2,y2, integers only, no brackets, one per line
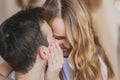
53,35,66,39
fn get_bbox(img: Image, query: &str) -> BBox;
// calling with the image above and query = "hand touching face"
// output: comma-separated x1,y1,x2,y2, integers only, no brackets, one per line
45,40,64,80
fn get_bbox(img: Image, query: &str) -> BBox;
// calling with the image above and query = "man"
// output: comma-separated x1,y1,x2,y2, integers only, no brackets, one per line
0,7,63,80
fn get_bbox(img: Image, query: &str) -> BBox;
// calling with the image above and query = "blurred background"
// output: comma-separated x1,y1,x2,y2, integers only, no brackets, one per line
0,0,120,80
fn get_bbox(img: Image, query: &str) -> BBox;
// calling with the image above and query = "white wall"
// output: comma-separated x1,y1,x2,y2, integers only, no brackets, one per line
0,0,7,24
0,0,20,24
0,0,46,23
92,0,120,80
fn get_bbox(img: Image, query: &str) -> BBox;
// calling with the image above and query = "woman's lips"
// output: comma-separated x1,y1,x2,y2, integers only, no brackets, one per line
63,49,67,52
60,44,72,57
62,49,70,57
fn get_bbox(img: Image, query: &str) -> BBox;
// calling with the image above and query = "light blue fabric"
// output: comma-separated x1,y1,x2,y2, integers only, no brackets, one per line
99,57,108,80
62,58,72,80
62,57,108,80
8,57,107,80
8,71,15,80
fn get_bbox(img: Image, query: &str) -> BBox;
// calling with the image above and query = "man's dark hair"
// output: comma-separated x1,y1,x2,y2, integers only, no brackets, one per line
0,7,48,73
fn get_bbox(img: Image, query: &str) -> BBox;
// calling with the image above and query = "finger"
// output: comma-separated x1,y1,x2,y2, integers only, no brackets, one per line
48,46,54,69
52,43,59,69
53,42,60,62
48,52,53,70
53,43,63,70
55,41,64,64
52,41,64,70
50,45,57,69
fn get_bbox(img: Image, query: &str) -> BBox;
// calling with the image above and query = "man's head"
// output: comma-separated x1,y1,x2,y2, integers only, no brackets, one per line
0,7,52,74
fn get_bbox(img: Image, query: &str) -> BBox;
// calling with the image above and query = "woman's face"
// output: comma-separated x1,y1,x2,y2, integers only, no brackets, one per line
50,18,72,57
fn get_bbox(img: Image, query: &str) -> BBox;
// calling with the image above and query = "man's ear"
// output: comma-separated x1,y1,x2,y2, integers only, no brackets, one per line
37,46,48,60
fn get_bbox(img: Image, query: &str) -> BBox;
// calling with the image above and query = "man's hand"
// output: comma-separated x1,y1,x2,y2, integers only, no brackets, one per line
45,41,64,80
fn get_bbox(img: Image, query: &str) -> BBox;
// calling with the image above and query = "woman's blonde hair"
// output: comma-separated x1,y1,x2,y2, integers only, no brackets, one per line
16,0,115,80
43,0,115,80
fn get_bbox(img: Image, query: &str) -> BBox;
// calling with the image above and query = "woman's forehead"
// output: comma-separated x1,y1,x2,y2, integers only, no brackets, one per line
50,18,66,37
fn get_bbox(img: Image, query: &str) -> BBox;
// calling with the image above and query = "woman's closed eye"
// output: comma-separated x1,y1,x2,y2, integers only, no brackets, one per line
54,35,66,40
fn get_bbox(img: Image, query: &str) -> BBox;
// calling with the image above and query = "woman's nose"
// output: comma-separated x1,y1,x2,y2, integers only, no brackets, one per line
54,39,62,44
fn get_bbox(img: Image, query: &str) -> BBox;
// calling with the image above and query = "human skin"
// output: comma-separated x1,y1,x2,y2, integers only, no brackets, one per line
50,18,72,57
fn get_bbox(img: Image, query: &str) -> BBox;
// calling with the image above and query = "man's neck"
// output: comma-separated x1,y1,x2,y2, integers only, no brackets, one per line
15,62,46,80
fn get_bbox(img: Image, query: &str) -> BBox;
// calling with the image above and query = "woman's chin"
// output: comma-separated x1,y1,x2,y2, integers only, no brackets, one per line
63,51,69,57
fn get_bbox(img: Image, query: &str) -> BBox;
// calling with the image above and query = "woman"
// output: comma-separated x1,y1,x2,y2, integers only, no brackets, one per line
42,0,115,80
